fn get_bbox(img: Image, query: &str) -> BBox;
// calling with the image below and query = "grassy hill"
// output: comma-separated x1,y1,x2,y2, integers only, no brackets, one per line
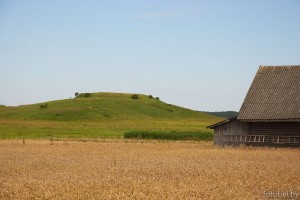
0,92,223,139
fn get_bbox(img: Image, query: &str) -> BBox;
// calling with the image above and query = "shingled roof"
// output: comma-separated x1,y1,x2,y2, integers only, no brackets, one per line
237,65,300,121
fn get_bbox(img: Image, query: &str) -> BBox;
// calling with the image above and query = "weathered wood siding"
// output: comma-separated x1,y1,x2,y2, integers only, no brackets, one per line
213,120,300,146
250,122,300,136
214,127,222,145
214,119,250,145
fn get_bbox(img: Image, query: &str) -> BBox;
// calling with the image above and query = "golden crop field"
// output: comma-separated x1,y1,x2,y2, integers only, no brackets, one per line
0,139,299,199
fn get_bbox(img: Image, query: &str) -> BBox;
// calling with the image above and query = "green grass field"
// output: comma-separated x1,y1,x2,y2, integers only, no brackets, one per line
0,92,223,139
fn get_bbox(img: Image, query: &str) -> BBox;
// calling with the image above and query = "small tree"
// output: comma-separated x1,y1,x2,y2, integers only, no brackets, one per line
148,95,153,99
84,93,91,98
131,94,139,100
75,92,79,97
40,104,48,109
156,97,160,100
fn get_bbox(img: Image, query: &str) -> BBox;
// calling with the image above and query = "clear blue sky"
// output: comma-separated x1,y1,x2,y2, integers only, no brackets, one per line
0,0,299,111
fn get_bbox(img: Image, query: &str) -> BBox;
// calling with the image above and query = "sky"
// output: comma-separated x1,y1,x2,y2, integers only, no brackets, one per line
0,0,299,111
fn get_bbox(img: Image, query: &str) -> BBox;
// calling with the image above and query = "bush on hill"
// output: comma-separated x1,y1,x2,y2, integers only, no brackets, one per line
131,94,139,100
75,93,92,98
84,93,92,98
40,104,48,109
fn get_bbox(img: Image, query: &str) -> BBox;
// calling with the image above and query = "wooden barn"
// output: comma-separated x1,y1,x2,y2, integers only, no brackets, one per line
208,65,300,147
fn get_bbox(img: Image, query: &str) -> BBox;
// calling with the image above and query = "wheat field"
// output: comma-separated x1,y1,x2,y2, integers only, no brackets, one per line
0,140,299,199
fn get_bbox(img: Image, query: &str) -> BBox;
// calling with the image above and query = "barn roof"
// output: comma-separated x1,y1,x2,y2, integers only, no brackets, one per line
207,116,237,129
237,65,300,121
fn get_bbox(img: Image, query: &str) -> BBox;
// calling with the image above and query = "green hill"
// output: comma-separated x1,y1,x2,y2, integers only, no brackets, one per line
0,92,219,121
0,92,223,139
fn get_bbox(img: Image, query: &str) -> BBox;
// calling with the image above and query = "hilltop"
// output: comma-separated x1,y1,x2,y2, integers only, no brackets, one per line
0,92,219,121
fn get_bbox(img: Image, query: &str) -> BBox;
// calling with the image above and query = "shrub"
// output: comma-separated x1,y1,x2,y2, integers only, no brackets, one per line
0,105,5,107
40,104,48,109
124,130,213,141
148,95,153,99
155,97,160,100
84,93,91,98
131,94,139,100
75,93,92,98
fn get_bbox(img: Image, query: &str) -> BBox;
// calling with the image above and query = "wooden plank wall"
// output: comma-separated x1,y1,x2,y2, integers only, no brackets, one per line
214,120,250,145
250,122,300,136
